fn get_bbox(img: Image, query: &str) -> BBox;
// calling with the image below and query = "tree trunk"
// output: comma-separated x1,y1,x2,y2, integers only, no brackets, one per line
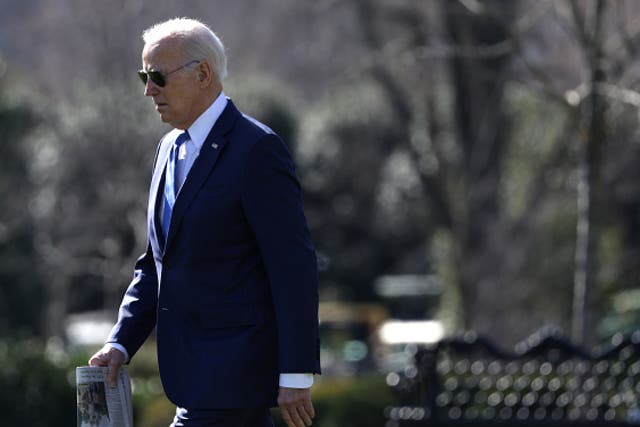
442,0,514,339
571,0,607,347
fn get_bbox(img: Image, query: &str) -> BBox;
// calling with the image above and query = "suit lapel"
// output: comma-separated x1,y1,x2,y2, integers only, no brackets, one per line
148,134,173,256
163,100,240,253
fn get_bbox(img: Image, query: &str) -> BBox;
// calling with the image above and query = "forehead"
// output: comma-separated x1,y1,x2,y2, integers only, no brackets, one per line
142,38,184,69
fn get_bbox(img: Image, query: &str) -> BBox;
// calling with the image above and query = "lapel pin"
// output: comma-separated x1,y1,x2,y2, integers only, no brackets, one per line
212,143,219,149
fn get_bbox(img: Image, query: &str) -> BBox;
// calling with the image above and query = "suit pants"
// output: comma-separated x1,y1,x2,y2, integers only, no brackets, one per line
170,406,274,427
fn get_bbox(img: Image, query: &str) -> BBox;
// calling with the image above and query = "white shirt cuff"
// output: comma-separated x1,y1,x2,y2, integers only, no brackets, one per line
105,342,130,362
279,373,314,388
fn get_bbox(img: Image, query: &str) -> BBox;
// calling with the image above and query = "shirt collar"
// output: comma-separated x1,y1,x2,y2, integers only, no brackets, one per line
185,91,228,153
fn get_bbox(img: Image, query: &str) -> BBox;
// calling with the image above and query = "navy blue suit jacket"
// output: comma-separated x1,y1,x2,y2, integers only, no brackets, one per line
107,100,321,409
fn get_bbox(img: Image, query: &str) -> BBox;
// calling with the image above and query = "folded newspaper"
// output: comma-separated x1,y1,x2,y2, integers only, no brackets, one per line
76,366,133,427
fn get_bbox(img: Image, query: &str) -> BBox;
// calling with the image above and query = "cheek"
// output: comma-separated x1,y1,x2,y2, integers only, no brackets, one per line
167,90,195,113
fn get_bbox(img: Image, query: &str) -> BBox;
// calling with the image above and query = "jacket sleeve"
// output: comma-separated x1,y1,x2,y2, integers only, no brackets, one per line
106,242,158,359
106,138,165,359
241,134,321,375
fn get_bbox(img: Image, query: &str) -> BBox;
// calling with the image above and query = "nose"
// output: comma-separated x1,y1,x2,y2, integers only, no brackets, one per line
144,79,159,96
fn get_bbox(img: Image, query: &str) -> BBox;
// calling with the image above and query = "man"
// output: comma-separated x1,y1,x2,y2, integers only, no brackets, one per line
88,18,320,427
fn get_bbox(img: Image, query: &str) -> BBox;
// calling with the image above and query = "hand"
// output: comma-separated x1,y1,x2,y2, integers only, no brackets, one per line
88,346,126,388
278,386,314,427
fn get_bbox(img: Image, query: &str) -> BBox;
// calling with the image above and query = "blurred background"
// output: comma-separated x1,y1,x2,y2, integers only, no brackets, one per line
0,0,639,426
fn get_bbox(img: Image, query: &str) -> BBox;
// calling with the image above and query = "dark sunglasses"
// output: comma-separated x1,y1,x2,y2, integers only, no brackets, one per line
137,60,200,87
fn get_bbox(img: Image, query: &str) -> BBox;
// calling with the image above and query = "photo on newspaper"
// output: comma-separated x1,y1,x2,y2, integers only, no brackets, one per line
76,366,133,427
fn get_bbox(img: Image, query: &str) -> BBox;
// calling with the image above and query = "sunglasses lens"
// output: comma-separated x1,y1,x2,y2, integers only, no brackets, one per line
137,70,166,87
148,71,165,87
137,70,148,85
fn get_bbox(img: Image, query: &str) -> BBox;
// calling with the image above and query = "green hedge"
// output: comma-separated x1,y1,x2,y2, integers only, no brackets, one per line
0,338,78,427
137,375,395,427
0,338,395,427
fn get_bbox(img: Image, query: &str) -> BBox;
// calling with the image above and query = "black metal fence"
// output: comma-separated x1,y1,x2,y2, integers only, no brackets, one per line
386,328,640,426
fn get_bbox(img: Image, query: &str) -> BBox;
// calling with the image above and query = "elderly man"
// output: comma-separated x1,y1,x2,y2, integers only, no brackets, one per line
88,18,320,427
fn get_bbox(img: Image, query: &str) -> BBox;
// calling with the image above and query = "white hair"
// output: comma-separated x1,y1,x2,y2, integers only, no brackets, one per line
142,18,228,81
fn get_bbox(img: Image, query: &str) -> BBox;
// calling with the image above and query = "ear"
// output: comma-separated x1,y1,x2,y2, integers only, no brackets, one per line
197,61,214,88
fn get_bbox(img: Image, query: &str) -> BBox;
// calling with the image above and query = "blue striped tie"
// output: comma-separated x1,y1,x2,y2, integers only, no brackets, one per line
162,131,190,243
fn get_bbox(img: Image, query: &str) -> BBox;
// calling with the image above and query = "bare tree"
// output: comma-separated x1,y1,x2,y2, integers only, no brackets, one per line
568,0,607,346
337,0,640,344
